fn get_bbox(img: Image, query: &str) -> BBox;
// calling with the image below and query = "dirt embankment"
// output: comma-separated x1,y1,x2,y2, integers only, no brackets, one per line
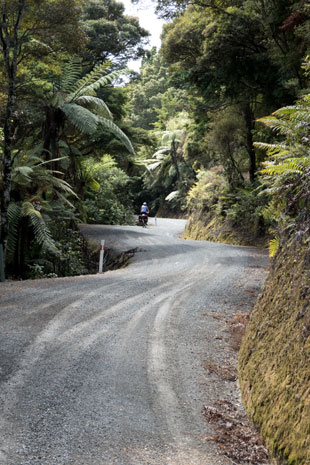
239,242,310,465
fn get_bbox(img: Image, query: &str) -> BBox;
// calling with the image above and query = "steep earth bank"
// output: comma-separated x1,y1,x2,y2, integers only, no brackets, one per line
183,211,267,247
239,241,310,465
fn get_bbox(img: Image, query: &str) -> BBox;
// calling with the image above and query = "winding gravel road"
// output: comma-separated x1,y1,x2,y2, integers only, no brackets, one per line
0,219,268,465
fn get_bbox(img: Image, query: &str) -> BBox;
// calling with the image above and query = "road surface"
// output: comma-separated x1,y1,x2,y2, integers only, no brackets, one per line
0,218,268,465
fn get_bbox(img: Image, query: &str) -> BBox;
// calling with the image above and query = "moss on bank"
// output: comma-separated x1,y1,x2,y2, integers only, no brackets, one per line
183,212,267,246
239,242,310,465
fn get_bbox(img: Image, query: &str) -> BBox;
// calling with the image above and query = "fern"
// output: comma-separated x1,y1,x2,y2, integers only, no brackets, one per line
59,57,82,93
74,95,112,118
21,201,41,218
62,103,99,134
6,203,22,263
268,238,280,257
99,117,134,154
29,212,57,253
69,63,120,98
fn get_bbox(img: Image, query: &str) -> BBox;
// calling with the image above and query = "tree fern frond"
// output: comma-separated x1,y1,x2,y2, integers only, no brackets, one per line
6,203,22,263
69,64,120,98
29,213,57,253
69,62,111,93
21,201,41,218
165,190,180,201
133,158,155,166
147,161,162,171
55,192,75,209
81,69,125,97
38,156,68,167
74,95,112,118
62,103,99,134
254,142,287,153
49,92,67,109
12,166,33,184
262,162,302,176
60,57,82,93
99,117,134,153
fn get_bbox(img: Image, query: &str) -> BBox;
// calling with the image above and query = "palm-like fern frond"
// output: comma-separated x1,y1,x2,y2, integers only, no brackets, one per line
74,96,112,118
69,63,121,98
59,57,82,93
62,103,99,134
21,201,41,218
29,212,57,253
6,203,22,263
99,117,134,154
12,166,33,184
262,158,310,176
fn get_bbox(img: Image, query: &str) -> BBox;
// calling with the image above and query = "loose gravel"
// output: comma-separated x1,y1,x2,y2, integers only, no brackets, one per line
0,218,269,465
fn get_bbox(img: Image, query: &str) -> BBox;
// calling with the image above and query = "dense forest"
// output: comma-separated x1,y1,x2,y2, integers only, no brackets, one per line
1,1,310,463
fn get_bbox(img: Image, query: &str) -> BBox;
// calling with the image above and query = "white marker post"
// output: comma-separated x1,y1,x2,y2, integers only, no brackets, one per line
99,240,105,273
155,217,158,226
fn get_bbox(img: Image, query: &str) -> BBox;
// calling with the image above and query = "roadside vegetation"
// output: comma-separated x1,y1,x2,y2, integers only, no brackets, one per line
1,0,310,462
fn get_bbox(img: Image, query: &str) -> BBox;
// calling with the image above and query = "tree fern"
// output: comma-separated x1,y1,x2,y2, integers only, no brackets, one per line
28,212,57,253
99,117,134,154
59,57,82,93
43,61,133,154
69,64,121,99
62,103,99,134
21,201,41,218
74,96,112,118
6,203,21,263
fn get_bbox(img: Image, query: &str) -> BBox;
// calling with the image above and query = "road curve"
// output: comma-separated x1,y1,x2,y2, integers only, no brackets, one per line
0,219,268,465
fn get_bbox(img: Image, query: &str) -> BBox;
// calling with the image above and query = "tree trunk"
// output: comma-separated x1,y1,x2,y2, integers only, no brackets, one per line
170,138,180,180
243,103,256,182
0,1,25,262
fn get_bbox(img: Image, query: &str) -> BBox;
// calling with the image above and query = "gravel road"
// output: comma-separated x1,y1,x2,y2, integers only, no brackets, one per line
0,218,268,465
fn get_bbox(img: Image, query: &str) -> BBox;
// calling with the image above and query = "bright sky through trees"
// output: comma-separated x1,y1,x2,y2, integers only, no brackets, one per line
121,0,166,70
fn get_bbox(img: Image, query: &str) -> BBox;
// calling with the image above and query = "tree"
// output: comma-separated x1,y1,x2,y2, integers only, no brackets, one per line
161,1,308,181
7,149,77,276
82,0,149,68
37,60,134,164
0,0,84,258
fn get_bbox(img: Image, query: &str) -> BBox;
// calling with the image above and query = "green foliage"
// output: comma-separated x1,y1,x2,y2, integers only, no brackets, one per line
186,167,271,238
268,237,280,257
82,0,149,68
186,168,228,212
42,59,134,155
82,155,135,225
140,116,195,212
256,88,310,239
206,107,247,186
128,50,171,130
28,223,89,279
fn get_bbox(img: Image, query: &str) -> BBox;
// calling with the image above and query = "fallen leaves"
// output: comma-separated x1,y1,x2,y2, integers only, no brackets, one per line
203,400,269,464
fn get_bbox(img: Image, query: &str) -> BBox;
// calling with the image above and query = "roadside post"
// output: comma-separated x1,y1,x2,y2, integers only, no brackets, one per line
0,244,5,282
98,240,105,273
155,217,157,226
